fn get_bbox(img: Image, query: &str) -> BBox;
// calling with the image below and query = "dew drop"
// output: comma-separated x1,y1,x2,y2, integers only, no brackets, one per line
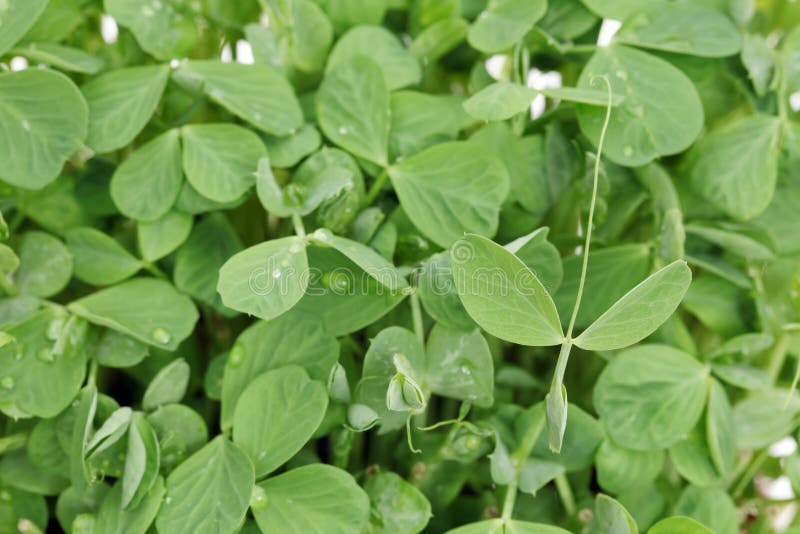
250,486,268,509
272,268,282,279
21,120,30,132
228,343,244,368
165,496,172,504
258,450,266,459
253,112,263,122
141,5,154,16
623,145,634,157
338,126,348,135
36,348,54,363
47,317,65,340
460,365,471,376
151,328,171,345
313,228,333,242
615,69,627,80
288,242,304,254
209,88,224,100
0,376,14,390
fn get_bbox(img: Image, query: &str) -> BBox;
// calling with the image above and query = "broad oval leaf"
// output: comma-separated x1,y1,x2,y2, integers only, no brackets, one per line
142,358,190,411
389,142,510,248
68,277,199,350
146,404,208,471
65,227,142,285
573,260,692,351
252,464,370,534
595,440,664,494
0,69,88,189
156,437,254,534
81,65,169,153
466,0,547,53
689,114,781,220
110,129,183,221
232,366,328,477
317,56,390,166
0,0,48,56
594,344,709,450
451,234,563,346
178,61,303,136
217,236,309,321
364,470,431,534
180,123,266,202
577,44,703,166
615,4,741,57
15,231,73,298
425,323,494,407
95,477,165,534
105,0,196,60
137,210,193,263
587,494,637,534
648,517,713,534
463,82,537,122
327,25,421,90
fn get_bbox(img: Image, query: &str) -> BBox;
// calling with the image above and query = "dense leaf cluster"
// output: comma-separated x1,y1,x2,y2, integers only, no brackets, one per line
0,0,799,533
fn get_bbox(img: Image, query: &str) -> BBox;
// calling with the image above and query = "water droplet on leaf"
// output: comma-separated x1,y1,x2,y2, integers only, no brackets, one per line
0,376,14,389
228,343,244,367
151,328,171,345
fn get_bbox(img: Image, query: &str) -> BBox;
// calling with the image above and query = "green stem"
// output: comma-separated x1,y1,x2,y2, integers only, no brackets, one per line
767,333,791,383
732,448,770,498
563,43,597,54
550,341,574,396
554,473,576,517
292,213,306,238
500,478,519,522
364,169,389,206
143,262,167,279
502,407,546,522
410,291,424,346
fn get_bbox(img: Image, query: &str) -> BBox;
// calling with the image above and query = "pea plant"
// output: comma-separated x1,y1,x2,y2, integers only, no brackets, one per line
1,0,800,533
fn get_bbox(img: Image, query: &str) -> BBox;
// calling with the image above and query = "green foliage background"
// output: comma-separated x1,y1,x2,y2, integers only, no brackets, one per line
1,0,800,533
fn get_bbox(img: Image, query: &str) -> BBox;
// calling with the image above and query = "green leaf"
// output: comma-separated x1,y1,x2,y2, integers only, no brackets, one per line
518,459,565,495
364,470,431,534
146,404,208,471
110,129,183,221
81,65,169,154
232,366,328,477
596,440,664,494
327,25,421,90
142,359,190,411
733,389,800,449
577,45,703,166
532,404,603,472
156,437,254,534
85,407,132,460
137,210,193,263
263,124,321,168
180,123,265,202
418,252,475,331
0,69,87,189
615,4,741,57
252,464,370,533
121,413,159,509
68,277,199,350
217,236,308,321
14,231,72,298
711,364,771,390
466,0,547,53
286,0,333,71
174,213,243,310
317,56,390,166
451,234,563,346
220,313,338,430
573,260,692,351
538,86,623,106
389,91,463,161
706,379,736,477
648,517,713,534
389,142,509,247
69,384,97,491
0,0,48,56
95,477,165,534
587,494,638,534
104,0,196,60
674,486,737,534
689,115,782,220
94,329,149,368
507,227,564,295
12,42,104,73
177,61,303,136
463,82,537,122
685,222,775,261
425,323,494,407
409,18,468,62
66,227,142,285
594,345,709,450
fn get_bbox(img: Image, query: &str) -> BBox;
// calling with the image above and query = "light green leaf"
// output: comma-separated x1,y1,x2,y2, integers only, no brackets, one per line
711,364,771,390
286,0,333,71
85,407,132,460
81,65,169,153
137,210,193,263
674,486,737,534
409,18,468,62
121,414,159,509
174,213,243,309
317,56,390,166
104,0,196,60
264,124,321,168
146,404,208,471
14,231,72,298
596,440,664,494
95,477,165,534
538,86,623,106
217,236,308,321
594,345,709,450
577,44,703,166
466,0,547,53
177,61,303,136
507,227,563,295
0,0,48,56
706,379,736,477
68,277,199,350
66,227,142,285
142,359,190,411
389,142,509,247
425,323,494,407
389,91,463,161
587,494,638,534
615,4,741,57
451,234,563,346
463,82,537,122
417,252,475,331
573,260,692,351
155,437,254,534
94,329,149,369
110,129,183,221
364,470,431,534
0,69,87,189
689,115,781,220
232,366,328,477
686,222,775,261
518,459,565,495
220,313,338,430
12,42,104,73
648,517,713,534
252,464,370,534
327,25,421,90
733,389,800,449
180,123,265,202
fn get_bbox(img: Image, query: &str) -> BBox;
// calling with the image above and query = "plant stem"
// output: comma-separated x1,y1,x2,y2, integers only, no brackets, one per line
500,478,519,522
410,291,424,346
550,341,574,398
364,169,389,206
501,407,546,522
732,448,770,498
292,213,306,238
767,333,791,383
554,473,576,517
